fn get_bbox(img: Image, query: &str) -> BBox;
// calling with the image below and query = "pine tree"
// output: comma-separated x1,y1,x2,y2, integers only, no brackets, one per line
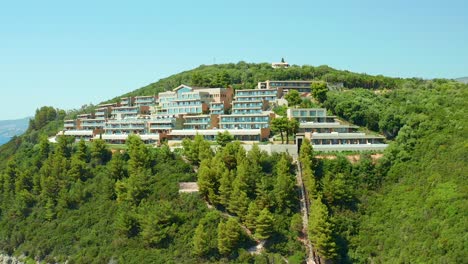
68,156,89,181
127,135,151,175
217,218,240,256
197,158,221,204
302,161,318,200
44,197,55,221
273,155,296,212
90,138,111,166
193,222,210,256
245,202,260,231
308,196,337,260
228,186,249,219
115,169,152,206
218,170,233,208
108,151,128,181
322,172,353,206
75,139,88,162
255,177,272,209
299,138,313,165
255,208,274,241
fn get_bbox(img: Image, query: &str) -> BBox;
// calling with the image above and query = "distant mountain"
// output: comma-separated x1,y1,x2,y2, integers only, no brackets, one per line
0,117,29,145
455,77,468,84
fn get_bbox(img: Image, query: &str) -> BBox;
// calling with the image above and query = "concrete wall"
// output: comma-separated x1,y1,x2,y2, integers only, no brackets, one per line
241,144,298,158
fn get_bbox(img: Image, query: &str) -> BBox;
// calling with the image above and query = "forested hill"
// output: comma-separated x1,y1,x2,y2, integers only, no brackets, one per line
107,62,402,102
0,63,466,263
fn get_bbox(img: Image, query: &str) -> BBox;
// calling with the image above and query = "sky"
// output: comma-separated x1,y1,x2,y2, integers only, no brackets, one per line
0,0,467,120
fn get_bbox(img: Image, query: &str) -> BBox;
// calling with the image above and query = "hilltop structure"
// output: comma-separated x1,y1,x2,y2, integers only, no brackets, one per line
58,81,388,151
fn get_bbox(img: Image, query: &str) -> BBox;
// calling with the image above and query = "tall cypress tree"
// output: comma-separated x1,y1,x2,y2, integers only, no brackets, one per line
308,195,337,260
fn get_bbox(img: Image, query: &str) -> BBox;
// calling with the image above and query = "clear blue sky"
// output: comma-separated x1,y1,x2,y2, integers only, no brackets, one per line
1,0,467,120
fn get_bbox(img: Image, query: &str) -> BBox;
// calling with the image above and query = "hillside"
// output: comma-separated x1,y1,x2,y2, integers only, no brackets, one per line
0,63,466,263
455,76,468,84
104,62,402,103
0,117,29,146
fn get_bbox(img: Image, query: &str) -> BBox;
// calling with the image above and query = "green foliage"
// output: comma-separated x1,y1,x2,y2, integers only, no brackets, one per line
112,62,399,101
311,81,328,103
216,131,234,146
285,90,302,106
273,155,297,212
254,208,274,240
193,211,222,257
290,213,303,236
245,202,260,231
272,105,287,116
271,117,288,144
217,218,241,256
0,64,465,263
182,134,213,165
308,196,337,260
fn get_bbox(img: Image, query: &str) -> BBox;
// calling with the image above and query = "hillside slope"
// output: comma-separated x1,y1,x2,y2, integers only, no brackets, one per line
455,76,468,84
0,117,29,146
0,63,466,263
105,62,401,103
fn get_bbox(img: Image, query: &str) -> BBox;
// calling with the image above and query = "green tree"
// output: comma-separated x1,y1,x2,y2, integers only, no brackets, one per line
216,131,234,146
322,172,353,206
311,81,328,103
286,118,299,144
273,155,296,212
299,138,313,165
140,201,177,247
271,117,289,144
290,213,303,236
90,139,111,166
218,170,233,208
308,196,337,260
75,139,88,162
285,90,302,106
228,179,249,218
193,211,222,257
68,156,90,181
197,158,223,204
126,135,152,175
108,151,128,181
245,201,260,231
115,169,152,206
217,218,241,256
182,134,213,165
255,208,274,240
193,222,210,256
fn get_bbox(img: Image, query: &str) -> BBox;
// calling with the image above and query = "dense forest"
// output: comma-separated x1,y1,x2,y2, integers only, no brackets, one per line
0,63,466,263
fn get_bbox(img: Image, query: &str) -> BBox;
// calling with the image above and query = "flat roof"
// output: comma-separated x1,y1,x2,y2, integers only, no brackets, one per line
220,113,270,117
184,115,210,119
96,134,159,140
62,130,94,136
310,132,384,139
289,108,327,111
313,144,389,152
169,129,262,136
300,122,358,129
264,80,314,83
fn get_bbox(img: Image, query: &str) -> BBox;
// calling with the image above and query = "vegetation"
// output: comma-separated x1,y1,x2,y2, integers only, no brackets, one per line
297,78,467,263
106,62,401,104
0,63,466,263
285,90,302,106
191,141,304,260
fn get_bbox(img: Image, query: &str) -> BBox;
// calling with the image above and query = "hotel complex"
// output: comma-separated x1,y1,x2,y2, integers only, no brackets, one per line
59,81,388,152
